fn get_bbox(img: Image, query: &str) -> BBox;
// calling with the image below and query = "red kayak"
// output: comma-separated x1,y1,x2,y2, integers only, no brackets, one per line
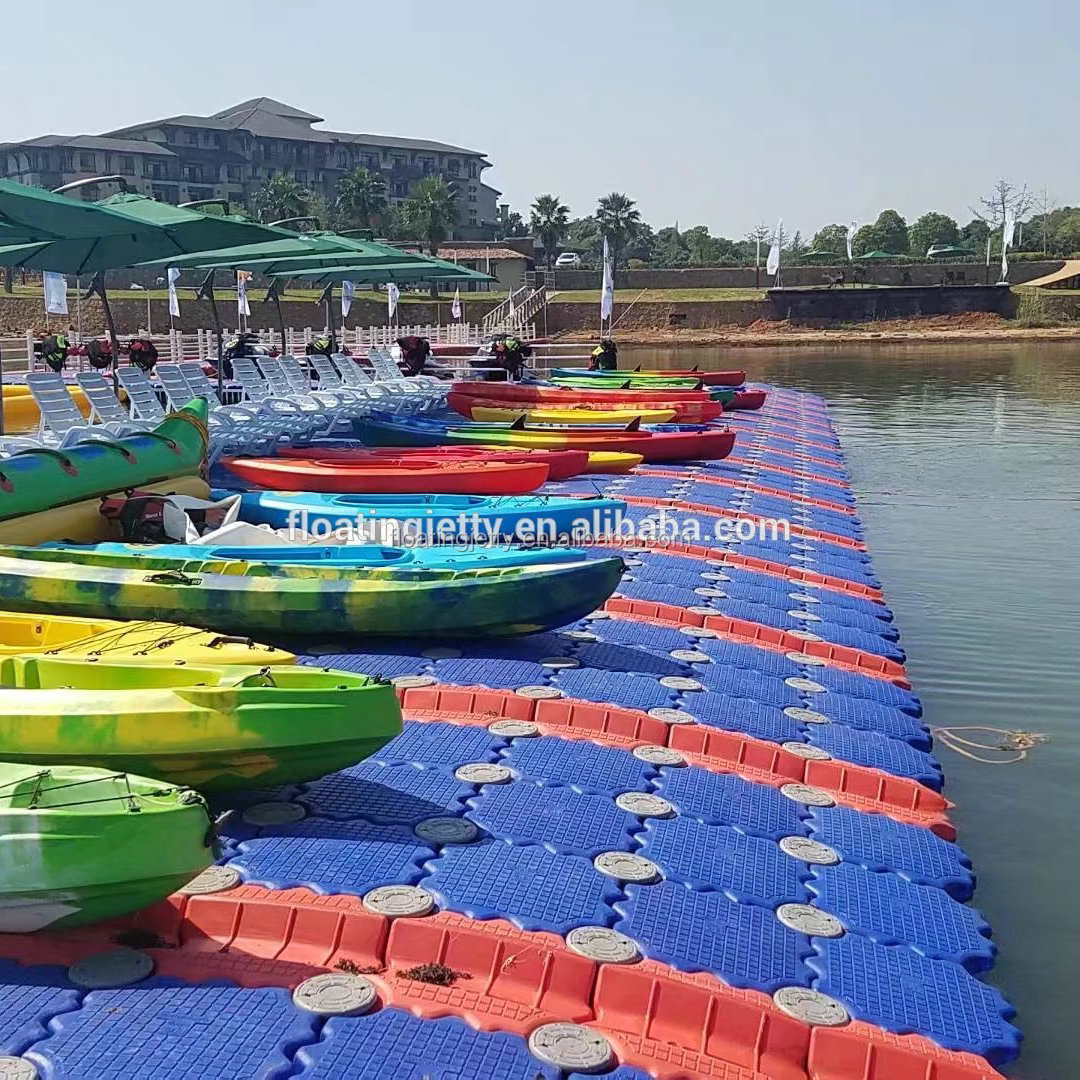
223,456,551,495
727,389,767,411
452,381,719,405
447,388,724,423
277,445,590,481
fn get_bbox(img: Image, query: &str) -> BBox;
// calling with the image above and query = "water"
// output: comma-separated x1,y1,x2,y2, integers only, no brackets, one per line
626,342,1080,1075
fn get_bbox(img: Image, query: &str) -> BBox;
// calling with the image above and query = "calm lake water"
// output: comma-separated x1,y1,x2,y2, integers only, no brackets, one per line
628,342,1080,1077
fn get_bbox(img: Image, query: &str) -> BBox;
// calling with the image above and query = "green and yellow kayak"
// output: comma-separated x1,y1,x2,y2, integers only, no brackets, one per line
0,610,295,665
0,657,402,791
0,762,212,931
0,550,625,637
0,398,207,521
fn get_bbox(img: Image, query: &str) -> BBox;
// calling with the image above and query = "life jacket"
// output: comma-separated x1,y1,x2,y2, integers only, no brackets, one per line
306,336,333,357
396,336,430,376
41,334,69,372
127,338,158,373
85,338,113,370
590,341,618,371
99,492,171,543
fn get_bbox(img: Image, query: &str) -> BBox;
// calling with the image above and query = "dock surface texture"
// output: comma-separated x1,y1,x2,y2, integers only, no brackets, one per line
0,387,1019,1079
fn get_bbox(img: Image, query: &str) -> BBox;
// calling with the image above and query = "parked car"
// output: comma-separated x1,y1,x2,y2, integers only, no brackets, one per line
554,252,582,268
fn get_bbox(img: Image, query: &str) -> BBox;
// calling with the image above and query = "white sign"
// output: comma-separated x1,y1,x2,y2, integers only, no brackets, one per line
341,279,355,318
167,267,181,318
43,272,68,315
600,236,614,322
387,281,400,320
236,270,251,318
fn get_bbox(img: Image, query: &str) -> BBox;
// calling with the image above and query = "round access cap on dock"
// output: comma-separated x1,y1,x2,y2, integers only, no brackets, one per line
391,674,437,689
789,630,824,642
180,865,241,895
776,903,845,937
242,802,306,826
677,626,717,641
624,557,644,567
790,553,815,563
593,851,661,884
293,973,377,1016
615,792,675,818
514,685,563,700
791,541,816,551
539,656,581,669
647,707,697,725
778,835,840,865
781,741,832,761
658,676,704,691
685,606,718,617
702,568,732,580
694,587,728,599
786,610,823,623
0,1059,37,1080
784,706,830,724
455,763,513,784
421,646,462,660
584,610,611,620
566,926,640,965
415,817,479,844
632,744,687,766
786,652,828,667
780,783,836,807
561,630,598,642
488,719,540,738
788,592,821,604
772,986,850,1027
528,1023,615,1073
669,649,710,664
363,885,435,918
69,948,154,989
784,677,826,693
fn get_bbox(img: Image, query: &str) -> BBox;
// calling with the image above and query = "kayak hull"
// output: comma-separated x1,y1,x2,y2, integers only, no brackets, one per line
451,381,719,405
223,456,550,495
467,406,677,426
0,659,401,792
550,367,746,386
0,761,212,930
728,389,768,411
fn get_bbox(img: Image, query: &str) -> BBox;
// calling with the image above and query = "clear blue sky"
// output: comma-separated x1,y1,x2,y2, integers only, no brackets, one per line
5,0,1077,239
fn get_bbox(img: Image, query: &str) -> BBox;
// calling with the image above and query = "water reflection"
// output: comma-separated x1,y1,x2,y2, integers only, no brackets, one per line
628,342,1080,1078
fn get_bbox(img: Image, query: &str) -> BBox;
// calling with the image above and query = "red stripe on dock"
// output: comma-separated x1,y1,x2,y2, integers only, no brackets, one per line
639,468,858,516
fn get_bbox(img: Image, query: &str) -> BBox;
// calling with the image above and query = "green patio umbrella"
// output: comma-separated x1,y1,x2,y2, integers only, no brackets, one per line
853,250,910,261
926,244,976,259
799,249,842,263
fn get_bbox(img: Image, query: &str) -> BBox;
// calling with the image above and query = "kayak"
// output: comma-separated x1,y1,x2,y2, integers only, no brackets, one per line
0,552,625,638
466,406,677,426
0,761,212,931
581,451,642,473
728,389,768,411
223,456,550,495
48,541,594,573
0,610,295,665
352,415,736,463
0,658,402,792
551,367,745,386
552,377,736,402
553,367,747,386
0,398,207,521
214,490,626,541
2,384,92,434
451,381,722,405
446,391,723,424
278,444,591,481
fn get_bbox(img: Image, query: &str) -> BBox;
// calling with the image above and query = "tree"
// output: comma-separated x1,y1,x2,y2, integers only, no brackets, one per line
334,167,387,233
1028,187,1059,254
500,210,528,239
852,210,909,255
529,194,571,269
595,192,642,268
975,179,1033,229
811,224,848,255
908,212,959,257
249,175,312,224
682,226,715,266
744,223,773,265
1054,210,1080,255
564,216,603,267
786,230,807,259
400,176,459,256
654,226,689,268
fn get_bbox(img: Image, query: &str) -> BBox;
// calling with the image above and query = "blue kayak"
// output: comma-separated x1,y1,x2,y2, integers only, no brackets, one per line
51,542,592,571
212,490,627,542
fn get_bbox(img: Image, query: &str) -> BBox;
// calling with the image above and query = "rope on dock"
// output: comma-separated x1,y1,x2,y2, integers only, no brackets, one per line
931,726,1047,764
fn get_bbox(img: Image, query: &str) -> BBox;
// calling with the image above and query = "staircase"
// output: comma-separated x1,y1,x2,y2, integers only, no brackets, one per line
482,285,549,337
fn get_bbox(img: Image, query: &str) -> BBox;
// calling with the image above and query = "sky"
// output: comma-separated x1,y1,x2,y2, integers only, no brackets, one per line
4,0,1078,240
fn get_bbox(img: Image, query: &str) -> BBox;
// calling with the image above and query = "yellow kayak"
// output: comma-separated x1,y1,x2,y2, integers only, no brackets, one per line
0,610,295,665
584,452,642,474
470,406,677,426
3,384,91,433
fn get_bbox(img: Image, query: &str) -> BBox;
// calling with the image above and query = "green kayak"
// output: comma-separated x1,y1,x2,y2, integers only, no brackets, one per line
0,657,403,791
550,377,735,403
0,762,212,931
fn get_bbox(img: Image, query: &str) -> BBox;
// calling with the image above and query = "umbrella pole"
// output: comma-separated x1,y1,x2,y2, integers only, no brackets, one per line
0,334,5,436
318,283,336,351
87,273,122,394
197,270,224,399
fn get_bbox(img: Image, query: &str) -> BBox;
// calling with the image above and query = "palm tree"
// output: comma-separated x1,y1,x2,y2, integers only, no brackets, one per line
249,175,312,224
335,167,388,233
400,176,459,256
595,192,642,269
530,194,571,269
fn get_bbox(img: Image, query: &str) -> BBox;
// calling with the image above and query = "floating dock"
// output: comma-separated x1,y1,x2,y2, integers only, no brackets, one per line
0,387,1019,1079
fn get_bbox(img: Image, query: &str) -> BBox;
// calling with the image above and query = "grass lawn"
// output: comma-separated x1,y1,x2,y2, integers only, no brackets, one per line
550,288,767,303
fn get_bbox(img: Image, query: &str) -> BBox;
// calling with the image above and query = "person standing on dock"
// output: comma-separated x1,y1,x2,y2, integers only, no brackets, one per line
590,338,619,370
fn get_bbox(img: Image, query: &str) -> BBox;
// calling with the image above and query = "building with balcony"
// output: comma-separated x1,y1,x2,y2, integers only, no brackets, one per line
0,98,500,240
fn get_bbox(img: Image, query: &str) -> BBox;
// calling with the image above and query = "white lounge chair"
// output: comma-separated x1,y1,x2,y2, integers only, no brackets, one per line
278,354,379,417
231,357,333,437
255,355,354,429
330,353,427,415
25,372,132,443
76,371,156,431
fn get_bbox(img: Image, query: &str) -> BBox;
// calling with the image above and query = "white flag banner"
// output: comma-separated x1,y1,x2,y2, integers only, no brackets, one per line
237,271,251,318
387,282,400,320
1001,210,1016,281
167,267,181,318
451,286,462,320
845,222,857,262
600,236,614,322
43,272,68,316
985,233,992,267
765,219,782,277
341,280,355,318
